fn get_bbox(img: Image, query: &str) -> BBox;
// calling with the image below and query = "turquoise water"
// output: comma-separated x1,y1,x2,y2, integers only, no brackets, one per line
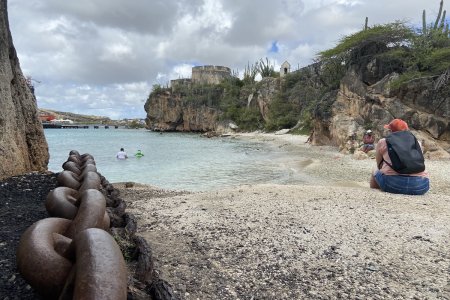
45,129,299,191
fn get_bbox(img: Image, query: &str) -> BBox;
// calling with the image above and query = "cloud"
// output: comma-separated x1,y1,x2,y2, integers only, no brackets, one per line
7,0,447,119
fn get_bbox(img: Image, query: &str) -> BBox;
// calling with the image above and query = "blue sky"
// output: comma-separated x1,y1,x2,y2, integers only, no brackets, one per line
7,0,447,119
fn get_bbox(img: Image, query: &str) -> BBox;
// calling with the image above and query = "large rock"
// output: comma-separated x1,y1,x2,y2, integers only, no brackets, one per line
144,91,219,132
0,1,49,180
324,64,450,158
252,77,280,121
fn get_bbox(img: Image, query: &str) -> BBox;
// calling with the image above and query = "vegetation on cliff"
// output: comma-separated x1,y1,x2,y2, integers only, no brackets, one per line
146,2,449,134
319,0,450,89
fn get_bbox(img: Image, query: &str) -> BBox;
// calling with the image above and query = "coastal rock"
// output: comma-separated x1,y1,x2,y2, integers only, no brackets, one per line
324,65,450,157
143,42,449,159
253,77,280,121
144,77,280,133
144,91,219,132
0,1,48,180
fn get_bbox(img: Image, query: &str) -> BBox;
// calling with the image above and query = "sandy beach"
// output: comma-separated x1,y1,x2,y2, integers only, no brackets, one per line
116,133,450,299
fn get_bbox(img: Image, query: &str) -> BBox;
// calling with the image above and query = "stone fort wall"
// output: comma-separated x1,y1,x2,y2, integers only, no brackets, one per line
191,65,231,85
170,78,192,90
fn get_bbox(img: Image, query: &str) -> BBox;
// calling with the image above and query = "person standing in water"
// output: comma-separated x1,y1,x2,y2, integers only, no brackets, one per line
116,148,128,160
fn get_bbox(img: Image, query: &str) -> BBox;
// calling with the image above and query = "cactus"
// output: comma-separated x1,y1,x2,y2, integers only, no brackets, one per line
364,17,368,30
422,0,448,36
439,10,446,30
433,0,444,29
422,10,427,34
243,61,258,84
258,57,275,78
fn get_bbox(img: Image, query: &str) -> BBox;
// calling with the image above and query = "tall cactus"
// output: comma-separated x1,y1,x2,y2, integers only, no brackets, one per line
364,17,368,30
433,0,444,29
422,10,427,34
422,0,448,36
439,10,447,30
243,61,258,84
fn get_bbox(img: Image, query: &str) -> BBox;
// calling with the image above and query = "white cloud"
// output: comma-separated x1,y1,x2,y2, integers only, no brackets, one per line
7,0,447,119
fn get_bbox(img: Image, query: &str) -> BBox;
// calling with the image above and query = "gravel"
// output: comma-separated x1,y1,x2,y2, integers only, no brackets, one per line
0,172,58,299
118,133,450,300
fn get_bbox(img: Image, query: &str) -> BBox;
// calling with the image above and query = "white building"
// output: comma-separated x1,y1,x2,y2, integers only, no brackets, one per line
280,61,291,77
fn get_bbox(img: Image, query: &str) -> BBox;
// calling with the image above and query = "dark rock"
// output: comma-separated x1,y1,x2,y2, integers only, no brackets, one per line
0,173,58,298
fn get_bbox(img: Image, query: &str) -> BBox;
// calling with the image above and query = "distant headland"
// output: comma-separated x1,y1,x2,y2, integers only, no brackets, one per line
38,108,146,128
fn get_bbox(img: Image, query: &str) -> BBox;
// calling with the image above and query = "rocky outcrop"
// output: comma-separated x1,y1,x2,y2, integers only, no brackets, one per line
319,67,450,159
247,77,280,121
145,78,281,133
144,91,220,132
144,40,449,160
306,40,450,159
0,1,49,180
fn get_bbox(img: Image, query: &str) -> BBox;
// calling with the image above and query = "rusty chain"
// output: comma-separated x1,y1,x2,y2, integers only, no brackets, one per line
17,150,127,299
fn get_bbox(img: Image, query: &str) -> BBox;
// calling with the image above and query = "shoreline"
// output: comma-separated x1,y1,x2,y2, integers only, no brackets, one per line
115,132,450,299
226,131,450,193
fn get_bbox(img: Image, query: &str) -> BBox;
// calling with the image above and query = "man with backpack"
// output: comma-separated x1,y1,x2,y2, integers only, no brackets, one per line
369,119,429,195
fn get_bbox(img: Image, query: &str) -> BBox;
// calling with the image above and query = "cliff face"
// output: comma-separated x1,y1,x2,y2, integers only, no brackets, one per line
316,65,450,159
144,47,449,159
145,77,281,133
0,1,49,180
144,91,220,132
248,77,280,121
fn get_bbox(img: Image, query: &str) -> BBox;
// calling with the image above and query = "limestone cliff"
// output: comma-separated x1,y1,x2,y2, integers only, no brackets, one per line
247,77,280,121
145,77,281,133
313,66,450,159
0,1,49,180
144,47,449,159
144,91,220,132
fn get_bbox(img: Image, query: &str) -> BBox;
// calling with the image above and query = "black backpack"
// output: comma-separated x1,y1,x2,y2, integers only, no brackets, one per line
382,131,425,174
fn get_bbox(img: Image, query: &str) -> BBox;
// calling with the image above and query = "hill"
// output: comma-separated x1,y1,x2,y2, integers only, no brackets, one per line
39,108,113,124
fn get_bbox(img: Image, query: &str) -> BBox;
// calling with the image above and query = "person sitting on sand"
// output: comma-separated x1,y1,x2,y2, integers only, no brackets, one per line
369,119,429,195
360,129,375,153
116,148,128,160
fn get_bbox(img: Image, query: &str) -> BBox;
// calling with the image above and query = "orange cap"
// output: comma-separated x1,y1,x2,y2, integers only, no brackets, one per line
384,119,409,132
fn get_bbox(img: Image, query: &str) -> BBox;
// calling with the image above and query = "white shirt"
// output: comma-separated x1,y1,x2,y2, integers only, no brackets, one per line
116,151,127,160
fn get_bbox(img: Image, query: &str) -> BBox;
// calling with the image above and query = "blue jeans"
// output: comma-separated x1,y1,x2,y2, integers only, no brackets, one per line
374,171,429,195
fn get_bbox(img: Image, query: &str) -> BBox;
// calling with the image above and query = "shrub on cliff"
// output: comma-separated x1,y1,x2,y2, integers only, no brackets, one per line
265,95,302,131
218,78,264,131
265,64,330,132
318,2,449,88
319,22,413,69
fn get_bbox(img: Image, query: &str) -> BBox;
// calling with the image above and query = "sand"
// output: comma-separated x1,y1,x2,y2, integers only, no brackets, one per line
115,133,450,299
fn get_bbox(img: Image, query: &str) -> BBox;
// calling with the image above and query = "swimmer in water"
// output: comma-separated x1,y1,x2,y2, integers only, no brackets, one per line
134,150,144,158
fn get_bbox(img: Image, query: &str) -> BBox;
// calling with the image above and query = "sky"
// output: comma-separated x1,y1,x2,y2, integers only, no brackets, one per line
7,0,448,120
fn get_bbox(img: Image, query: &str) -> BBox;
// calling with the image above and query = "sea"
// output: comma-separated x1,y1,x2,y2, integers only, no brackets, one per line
45,128,304,192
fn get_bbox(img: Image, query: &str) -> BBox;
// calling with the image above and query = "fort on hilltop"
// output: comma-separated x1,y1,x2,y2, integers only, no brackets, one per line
170,78,192,90
192,65,231,84
171,65,231,89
